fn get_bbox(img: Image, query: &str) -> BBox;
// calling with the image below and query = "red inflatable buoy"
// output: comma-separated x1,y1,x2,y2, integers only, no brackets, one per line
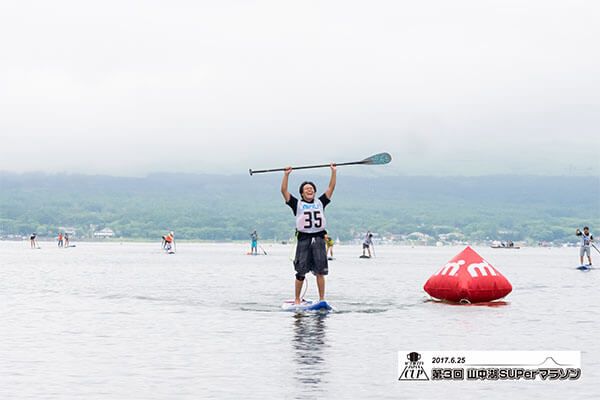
424,246,512,303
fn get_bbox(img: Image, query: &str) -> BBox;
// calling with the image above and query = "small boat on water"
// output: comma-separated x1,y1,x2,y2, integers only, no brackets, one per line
491,241,520,249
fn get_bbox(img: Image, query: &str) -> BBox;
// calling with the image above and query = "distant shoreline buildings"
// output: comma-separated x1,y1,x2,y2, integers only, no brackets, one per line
93,228,115,239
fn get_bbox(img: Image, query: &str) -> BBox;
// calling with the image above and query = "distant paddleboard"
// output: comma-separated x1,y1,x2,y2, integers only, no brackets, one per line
281,299,333,312
577,264,592,271
359,255,371,259
66,245,76,248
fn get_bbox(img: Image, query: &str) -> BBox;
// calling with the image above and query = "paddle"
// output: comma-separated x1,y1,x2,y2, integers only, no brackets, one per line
259,245,267,255
249,152,392,175
592,243,600,255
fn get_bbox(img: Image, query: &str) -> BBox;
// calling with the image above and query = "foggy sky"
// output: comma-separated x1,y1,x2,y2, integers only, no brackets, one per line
0,0,598,176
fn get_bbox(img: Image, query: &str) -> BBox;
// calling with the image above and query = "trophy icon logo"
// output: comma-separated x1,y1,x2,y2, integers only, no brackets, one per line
399,352,429,381
407,352,421,363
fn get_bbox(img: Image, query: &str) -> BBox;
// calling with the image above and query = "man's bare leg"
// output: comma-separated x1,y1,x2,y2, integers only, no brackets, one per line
295,279,304,304
316,274,325,301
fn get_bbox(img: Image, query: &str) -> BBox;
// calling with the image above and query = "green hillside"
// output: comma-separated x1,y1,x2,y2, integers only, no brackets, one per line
1,172,597,244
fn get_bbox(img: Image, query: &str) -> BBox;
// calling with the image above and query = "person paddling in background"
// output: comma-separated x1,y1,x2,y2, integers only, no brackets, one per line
324,231,334,260
362,231,373,258
576,227,594,266
57,232,64,248
250,230,258,255
30,233,38,249
164,231,175,252
281,163,336,305
64,233,70,247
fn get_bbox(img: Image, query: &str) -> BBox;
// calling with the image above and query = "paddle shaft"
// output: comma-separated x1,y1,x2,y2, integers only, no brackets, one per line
250,160,366,175
592,243,600,255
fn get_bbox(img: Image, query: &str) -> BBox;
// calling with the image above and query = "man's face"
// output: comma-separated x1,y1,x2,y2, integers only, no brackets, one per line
584,228,589,235
302,184,315,201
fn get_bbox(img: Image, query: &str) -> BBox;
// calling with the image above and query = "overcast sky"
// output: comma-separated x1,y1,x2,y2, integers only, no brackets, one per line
0,0,598,176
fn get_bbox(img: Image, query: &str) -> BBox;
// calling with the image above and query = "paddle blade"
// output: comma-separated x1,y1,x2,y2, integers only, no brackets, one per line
362,152,392,165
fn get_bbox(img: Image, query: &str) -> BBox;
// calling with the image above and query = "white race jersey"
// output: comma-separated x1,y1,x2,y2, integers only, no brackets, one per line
295,198,327,234
580,233,593,248
284,193,330,234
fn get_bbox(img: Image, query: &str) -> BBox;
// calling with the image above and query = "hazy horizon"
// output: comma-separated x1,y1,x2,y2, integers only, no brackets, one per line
0,1,598,177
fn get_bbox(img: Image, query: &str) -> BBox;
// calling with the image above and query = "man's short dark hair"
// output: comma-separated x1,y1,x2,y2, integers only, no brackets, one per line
299,181,317,195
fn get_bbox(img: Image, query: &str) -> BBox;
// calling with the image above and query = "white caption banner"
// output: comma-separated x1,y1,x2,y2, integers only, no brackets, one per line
398,351,581,382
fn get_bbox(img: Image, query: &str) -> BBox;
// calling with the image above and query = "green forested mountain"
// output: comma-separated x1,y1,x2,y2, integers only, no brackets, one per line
1,172,598,243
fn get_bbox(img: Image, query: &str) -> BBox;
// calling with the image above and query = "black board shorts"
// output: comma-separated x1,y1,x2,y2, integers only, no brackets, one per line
294,236,328,277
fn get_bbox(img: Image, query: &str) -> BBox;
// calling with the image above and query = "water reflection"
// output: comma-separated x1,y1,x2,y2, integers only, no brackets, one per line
424,299,509,307
291,313,330,392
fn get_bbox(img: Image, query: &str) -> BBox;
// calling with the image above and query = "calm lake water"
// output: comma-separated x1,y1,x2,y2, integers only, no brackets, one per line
0,241,597,399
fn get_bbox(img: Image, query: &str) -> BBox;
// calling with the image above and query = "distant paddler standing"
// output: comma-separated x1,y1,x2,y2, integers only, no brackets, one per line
361,231,374,258
250,230,258,255
576,227,595,266
164,231,175,253
57,232,64,248
30,233,39,249
281,163,336,305
324,231,334,260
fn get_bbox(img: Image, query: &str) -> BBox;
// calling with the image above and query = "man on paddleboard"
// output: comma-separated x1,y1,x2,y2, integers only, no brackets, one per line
362,231,373,258
324,231,334,259
281,163,336,305
576,227,594,266
164,231,175,252
250,230,258,255
30,233,38,249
